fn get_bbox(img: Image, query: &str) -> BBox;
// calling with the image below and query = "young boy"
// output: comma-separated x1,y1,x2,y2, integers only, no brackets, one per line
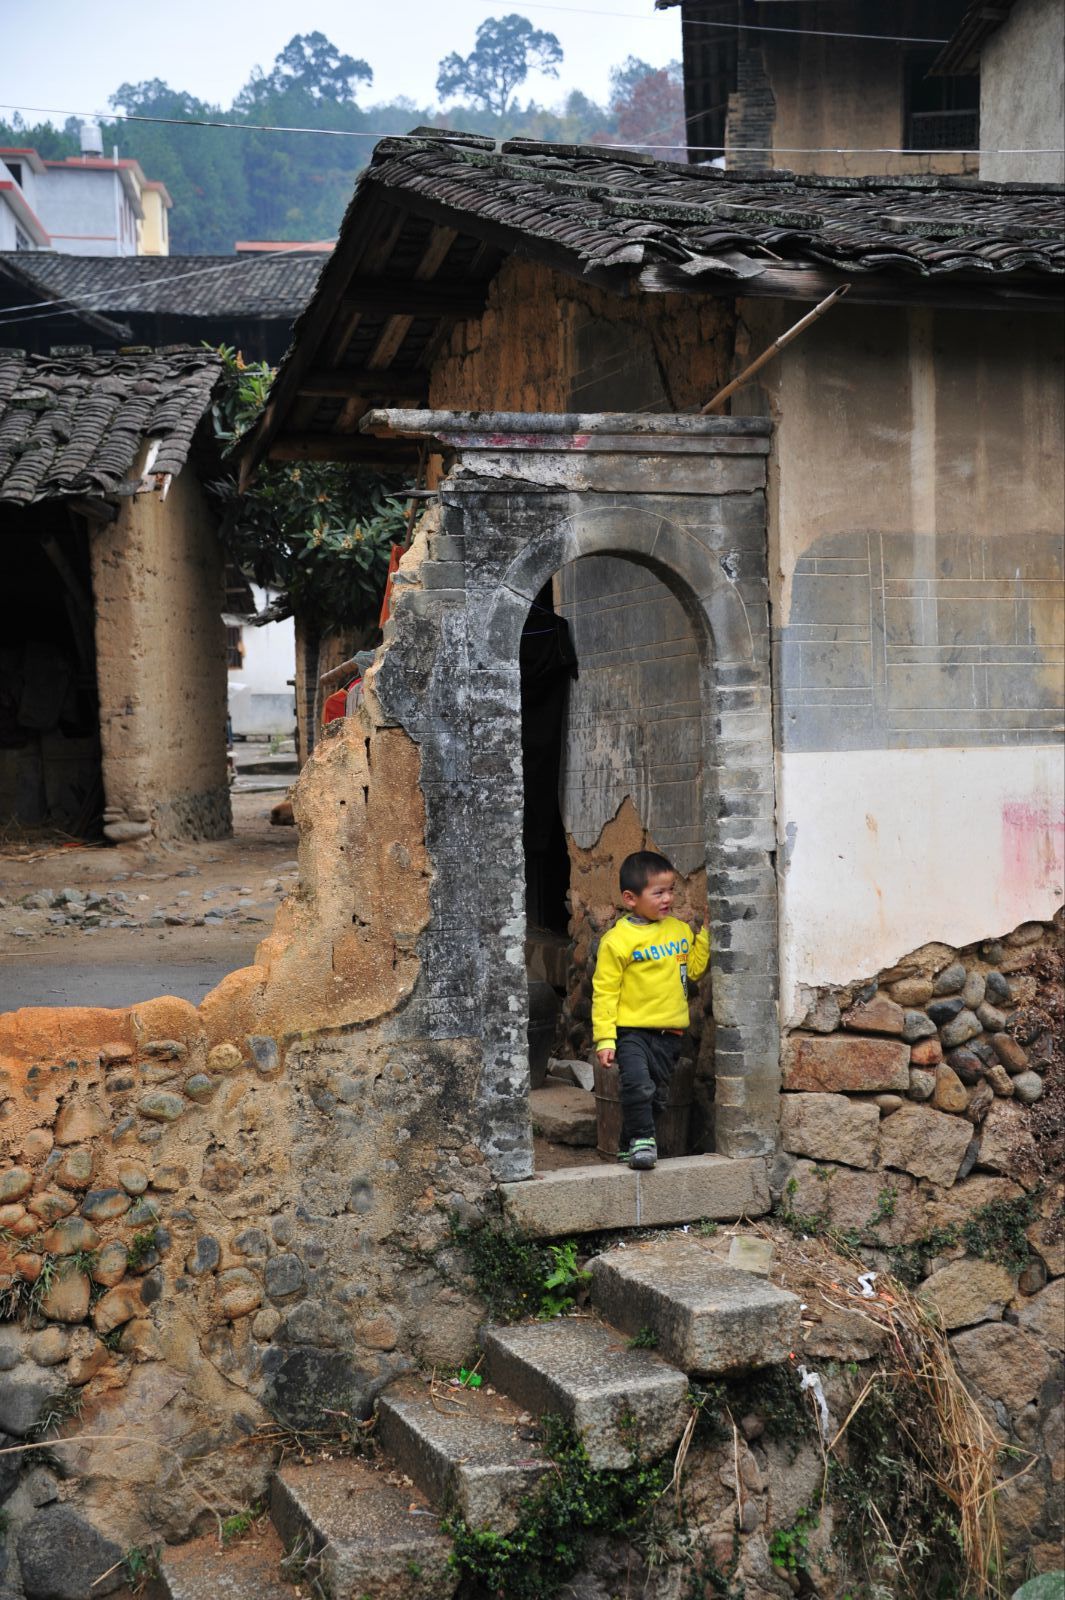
592,850,709,1170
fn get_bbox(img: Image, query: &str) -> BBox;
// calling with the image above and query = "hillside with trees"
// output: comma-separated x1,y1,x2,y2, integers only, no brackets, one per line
0,21,684,254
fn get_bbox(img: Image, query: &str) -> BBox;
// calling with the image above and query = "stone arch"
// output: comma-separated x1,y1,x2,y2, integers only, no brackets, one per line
373,412,779,1179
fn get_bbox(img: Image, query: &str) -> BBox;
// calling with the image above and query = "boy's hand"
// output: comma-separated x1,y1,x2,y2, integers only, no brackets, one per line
597,1047,616,1067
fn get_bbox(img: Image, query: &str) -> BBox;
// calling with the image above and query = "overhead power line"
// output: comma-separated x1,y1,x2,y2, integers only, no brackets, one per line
2,104,1060,156
518,1,952,45
0,245,321,328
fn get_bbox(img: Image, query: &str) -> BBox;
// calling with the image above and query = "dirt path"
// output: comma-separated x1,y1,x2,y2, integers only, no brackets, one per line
0,791,297,1012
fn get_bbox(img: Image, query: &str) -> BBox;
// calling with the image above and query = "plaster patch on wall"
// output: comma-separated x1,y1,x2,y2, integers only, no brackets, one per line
778,743,1065,1019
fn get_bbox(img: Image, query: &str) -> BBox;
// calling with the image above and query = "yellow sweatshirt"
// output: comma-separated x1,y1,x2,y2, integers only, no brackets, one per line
592,914,710,1049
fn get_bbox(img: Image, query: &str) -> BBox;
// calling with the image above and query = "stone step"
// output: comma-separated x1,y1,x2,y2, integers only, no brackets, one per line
589,1234,801,1376
270,1456,457,1600
482,1318,689,1469
377,1374,551,1532
150,1522,294,1600
529,1082,597,1146
498,1153,769,1239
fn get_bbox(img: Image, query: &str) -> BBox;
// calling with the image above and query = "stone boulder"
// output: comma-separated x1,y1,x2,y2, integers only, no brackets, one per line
785,1160,922,1246
782,1034,909,1093
840,996,905,1035
950,1323,1052,1413
918,1258,1017,1329
17,1505,125,1598
779,1094,879,1169
879,1104,972,1187
1015,1277,1065,1353
264,1346,383,1432
978,1101,1040,1184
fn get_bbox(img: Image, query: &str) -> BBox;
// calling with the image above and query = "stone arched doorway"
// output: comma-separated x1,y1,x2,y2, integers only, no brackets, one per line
370,410,779,1181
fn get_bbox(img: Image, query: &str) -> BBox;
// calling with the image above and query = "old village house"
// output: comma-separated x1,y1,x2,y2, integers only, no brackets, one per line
0,348,230,844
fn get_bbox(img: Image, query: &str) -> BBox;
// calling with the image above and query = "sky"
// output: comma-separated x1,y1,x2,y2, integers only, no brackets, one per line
0,0,682,124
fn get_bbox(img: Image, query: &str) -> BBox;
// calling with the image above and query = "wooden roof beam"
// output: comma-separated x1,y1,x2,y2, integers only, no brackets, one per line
340,280,487,318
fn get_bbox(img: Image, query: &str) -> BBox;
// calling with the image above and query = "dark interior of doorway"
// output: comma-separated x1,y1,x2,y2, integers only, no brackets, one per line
520,584,604,1172
1,510,103,839
520,581,575,939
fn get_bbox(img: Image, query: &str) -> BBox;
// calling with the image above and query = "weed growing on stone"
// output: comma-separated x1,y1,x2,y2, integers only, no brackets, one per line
447,1415,667,1600
779,1173,1039,1287
539,1240,591,1318
688,1365,814,1460
29,1385,84,1440
449,1219,589,1322
627,1326,659,1350
126,1227,161,1271
768,1504,817,1578
123,1545,158,1594
961,1192,1038,1273
681,1549,746,1600
220,1503,262,1542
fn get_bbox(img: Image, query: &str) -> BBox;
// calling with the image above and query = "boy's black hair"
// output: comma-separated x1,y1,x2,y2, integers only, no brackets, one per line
619,850,675,895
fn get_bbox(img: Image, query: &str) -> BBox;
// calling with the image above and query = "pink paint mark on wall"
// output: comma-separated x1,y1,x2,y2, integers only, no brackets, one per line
1002,799,1065,922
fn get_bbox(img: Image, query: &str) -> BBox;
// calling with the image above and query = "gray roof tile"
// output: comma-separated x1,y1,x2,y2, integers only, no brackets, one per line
0,252,325,320
0,347,220,504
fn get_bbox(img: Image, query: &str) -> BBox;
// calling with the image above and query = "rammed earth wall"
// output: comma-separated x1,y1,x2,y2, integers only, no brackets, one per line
0,414,784,1564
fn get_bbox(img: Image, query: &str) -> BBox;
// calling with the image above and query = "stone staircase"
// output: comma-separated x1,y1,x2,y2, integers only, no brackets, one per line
151,1230,800,1600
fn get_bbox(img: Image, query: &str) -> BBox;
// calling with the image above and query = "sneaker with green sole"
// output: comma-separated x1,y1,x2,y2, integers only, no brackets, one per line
630,1138,657,1170
616,1144,633,1164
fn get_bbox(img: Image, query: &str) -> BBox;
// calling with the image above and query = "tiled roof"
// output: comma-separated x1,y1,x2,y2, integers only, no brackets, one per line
238,129,1063,478
0,251,326,321
362,133,1064,286
0,347,220,505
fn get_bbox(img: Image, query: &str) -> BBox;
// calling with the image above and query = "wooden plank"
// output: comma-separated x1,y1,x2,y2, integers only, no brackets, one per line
365,225,461,372
639,261,1065,313
238,195,411,489
340,280,487,318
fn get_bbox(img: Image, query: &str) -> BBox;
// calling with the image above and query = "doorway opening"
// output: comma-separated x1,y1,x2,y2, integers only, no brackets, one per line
1,509,103,840
523,552,715,1174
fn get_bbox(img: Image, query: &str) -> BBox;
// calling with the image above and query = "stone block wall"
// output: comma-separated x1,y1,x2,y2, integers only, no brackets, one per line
777,909,1064,1573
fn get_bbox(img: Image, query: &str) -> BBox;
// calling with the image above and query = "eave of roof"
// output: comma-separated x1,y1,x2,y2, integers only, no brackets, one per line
0,346,221,506
0,256,132,343
0,251,324,320
931,0,1017,74
0,182,51,247
238,130,1065,483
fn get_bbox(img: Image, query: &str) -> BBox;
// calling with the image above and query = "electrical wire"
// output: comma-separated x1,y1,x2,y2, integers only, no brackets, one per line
518,1,952,44
3,105,1058,157
0,245,324,324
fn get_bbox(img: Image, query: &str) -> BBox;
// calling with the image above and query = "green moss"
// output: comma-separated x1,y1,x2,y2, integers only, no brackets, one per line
961,1193,1037,1273
448,1219,589,1322
447,1417,666,1600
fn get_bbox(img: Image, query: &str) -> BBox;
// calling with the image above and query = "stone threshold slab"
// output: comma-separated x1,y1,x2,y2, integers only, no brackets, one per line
498,1154,770,1239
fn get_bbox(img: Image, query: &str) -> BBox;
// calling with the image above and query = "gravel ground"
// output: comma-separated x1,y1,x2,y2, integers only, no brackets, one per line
0,790,297,1013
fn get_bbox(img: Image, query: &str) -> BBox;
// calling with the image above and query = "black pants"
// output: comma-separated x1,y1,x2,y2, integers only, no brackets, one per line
615,1027,682,1147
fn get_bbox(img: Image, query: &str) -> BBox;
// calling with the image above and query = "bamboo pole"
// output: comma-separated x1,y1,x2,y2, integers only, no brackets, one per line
699,284,851,415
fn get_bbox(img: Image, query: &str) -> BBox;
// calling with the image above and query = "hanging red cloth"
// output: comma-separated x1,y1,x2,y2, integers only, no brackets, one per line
323,679,357,726
378,541,406,629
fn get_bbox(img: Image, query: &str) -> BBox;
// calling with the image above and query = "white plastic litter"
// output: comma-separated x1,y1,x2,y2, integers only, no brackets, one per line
798,1365,830,1440
857,1271,878,1297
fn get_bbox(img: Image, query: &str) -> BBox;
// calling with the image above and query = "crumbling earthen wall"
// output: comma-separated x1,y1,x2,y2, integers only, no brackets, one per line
91,473,231,844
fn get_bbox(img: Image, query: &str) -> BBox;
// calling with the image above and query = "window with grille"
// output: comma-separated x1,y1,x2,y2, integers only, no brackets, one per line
226,625,244,669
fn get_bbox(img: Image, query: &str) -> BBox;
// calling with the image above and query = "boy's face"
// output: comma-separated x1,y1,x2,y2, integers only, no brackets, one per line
622,869,675,922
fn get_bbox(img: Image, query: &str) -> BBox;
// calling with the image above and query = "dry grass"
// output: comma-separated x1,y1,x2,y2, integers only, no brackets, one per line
756,1222,1017,1599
